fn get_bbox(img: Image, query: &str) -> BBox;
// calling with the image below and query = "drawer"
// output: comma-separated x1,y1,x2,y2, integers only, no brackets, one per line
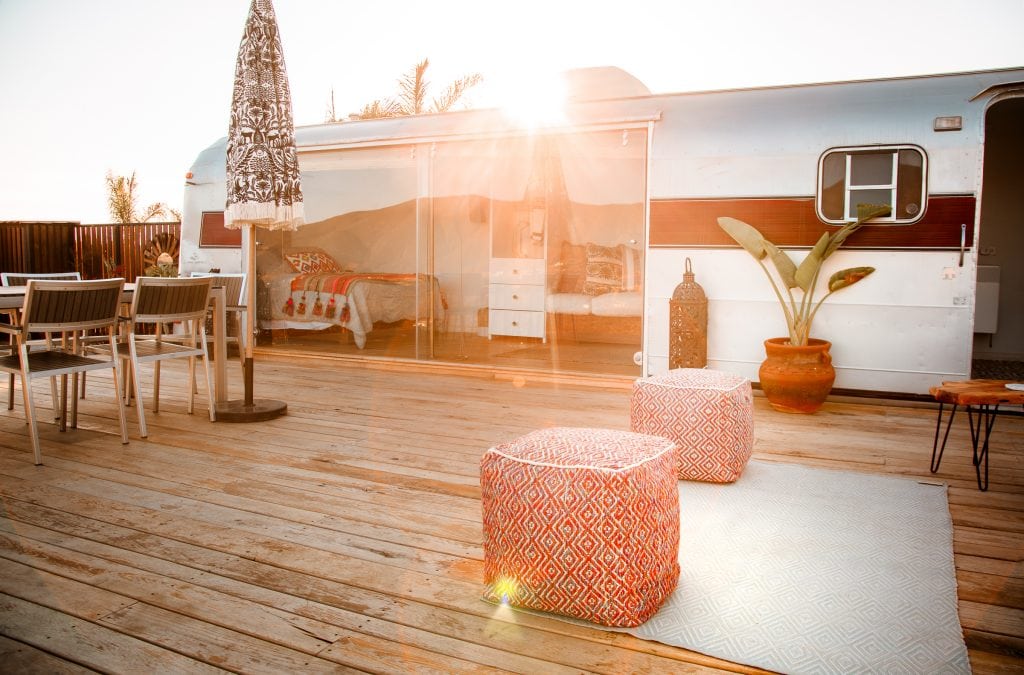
489,283,545,311
489,309,545,338
490,258,545,285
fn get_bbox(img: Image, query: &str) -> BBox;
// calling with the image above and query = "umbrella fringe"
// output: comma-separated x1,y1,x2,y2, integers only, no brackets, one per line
225,202,304,231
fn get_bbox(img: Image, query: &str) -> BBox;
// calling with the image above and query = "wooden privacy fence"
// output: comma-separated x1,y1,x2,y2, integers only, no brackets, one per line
75,221,181,280
0,221,77,273
0,221,180,281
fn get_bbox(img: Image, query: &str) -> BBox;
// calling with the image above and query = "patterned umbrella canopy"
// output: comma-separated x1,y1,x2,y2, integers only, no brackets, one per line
222,0,302,420
225,0,303,230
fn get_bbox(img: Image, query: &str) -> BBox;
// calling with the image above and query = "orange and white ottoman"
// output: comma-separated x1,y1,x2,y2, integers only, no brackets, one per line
480,427,679,627
630,368,754,483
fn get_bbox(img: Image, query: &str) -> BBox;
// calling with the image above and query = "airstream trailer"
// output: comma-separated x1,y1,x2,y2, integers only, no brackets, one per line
179,66,1024,396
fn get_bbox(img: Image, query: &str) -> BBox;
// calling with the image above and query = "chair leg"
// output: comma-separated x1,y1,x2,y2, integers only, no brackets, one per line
122,360,133,404
111,362,129,445
49,376,60,424
153,360,161,413
70,372,79,429
59,374,69,432
21,371,42,465
21,374,32,425
237,311,247,375
128,348,147,439
186,354,196,415
200,346,215,423
6,320,15,410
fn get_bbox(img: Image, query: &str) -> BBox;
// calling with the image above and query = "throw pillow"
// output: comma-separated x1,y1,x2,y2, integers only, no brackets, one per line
555,242,588,293
583,243,623,295
284,249,341,274
619,244,642,291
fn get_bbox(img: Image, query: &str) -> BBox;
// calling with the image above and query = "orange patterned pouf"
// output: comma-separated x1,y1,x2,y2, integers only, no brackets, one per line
480,427,679,627
630,368,754,482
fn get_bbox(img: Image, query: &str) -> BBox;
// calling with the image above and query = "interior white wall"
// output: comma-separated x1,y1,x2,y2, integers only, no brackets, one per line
973,97,1024,361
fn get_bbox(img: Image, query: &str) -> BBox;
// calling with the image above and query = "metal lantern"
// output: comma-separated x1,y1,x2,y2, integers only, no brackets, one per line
669,257,708,369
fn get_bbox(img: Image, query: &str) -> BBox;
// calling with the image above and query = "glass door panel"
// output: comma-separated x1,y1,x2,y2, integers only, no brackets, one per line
257,128,647,373
423,128,647,375
257,145,418,358
546,128,647,375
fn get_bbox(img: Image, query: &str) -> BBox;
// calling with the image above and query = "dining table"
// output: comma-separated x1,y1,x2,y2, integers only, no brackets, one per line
0,280,231,414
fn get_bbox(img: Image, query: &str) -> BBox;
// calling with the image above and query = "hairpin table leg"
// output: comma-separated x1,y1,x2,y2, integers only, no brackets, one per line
966,404,998,492
930,401,958,474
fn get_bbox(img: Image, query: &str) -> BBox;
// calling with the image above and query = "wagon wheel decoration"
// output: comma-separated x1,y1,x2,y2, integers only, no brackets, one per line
142,232,180,267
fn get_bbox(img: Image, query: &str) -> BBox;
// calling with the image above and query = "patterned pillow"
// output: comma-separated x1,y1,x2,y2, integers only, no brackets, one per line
555,242,588,293
284,249,341,274
583,243,623,296
620,244,642,291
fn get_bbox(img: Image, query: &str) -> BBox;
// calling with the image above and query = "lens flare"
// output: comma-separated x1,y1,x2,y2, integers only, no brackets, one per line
493,576,519,604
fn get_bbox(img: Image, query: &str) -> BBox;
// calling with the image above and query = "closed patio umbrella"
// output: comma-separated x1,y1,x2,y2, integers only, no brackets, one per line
222,0,303,422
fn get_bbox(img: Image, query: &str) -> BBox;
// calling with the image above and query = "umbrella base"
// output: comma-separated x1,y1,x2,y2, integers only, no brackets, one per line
215,398,287,423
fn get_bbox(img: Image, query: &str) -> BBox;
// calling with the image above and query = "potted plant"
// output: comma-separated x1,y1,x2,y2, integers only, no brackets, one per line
717,203,890,413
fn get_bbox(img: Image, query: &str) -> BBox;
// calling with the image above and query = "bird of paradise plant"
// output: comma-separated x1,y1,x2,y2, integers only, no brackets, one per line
717,203,891,346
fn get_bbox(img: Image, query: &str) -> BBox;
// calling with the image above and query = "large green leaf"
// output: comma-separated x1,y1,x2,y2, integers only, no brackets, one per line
764,241,798,288
718,217,766,260
856,202,892,222
828,266,875,292
794,232,829,291
825,203,891,257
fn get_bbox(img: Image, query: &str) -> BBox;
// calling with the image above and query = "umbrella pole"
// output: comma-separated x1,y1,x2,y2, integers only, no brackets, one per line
215,225,287,422
244,223,256,407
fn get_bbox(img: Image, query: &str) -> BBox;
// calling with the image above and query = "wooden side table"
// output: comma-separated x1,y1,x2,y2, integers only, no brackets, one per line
930,379,1024,491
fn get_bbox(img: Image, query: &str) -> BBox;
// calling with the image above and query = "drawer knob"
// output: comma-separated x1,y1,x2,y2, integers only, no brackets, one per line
512,321,518,326
512,269,518,274
512,294,519,300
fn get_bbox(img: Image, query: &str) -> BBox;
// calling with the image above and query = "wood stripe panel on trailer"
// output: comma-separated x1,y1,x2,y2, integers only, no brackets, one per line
650,194,976,248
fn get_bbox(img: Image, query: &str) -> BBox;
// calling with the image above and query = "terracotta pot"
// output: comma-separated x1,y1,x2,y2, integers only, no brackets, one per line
758,337,835,414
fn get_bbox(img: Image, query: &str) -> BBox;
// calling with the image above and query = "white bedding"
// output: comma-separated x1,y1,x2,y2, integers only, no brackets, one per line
546,291,642,317
262,272,443,348
546,293,592,315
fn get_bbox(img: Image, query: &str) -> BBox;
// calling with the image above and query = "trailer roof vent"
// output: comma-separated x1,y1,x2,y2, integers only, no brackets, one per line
562,67,651,102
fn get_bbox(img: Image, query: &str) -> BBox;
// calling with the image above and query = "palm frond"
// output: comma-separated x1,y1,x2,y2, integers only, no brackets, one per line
139,203,166,223
106,170,137,223
431,73,483,113
352,58,481,119
398,58,430,115
324,87,338,123
354,98,402,120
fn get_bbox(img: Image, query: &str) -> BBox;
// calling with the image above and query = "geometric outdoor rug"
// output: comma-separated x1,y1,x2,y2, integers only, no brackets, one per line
627,461,971,674
492,460,973,673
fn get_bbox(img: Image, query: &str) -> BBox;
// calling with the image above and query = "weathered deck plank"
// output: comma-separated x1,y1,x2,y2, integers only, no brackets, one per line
1,354,1021,673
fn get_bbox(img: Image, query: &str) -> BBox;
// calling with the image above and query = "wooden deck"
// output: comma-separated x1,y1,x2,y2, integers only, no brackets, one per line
1,354,1021,673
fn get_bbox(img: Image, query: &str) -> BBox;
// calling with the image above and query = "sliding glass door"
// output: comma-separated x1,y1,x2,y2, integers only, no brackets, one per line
256,126,647,376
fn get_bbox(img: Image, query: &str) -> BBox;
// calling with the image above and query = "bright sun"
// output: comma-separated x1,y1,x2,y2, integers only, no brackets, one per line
488,71,568,130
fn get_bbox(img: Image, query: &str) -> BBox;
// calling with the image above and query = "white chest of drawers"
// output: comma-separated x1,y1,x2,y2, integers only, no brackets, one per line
489,257,546,341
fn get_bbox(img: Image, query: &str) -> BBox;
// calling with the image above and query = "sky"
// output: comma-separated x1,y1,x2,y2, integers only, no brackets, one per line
0,0,1022,225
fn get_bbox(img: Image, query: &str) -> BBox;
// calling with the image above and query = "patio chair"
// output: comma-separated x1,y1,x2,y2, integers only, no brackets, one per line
0,278,129,465
189,272,247,374
118,276,215,437
1,272,82,411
